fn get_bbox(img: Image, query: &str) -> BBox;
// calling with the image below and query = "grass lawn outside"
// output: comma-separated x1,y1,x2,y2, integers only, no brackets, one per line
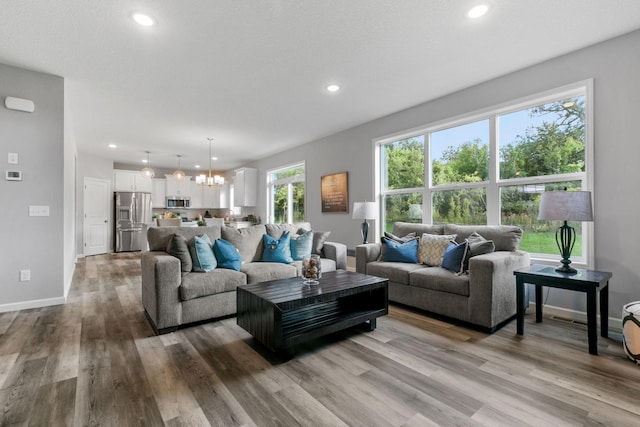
519,231,582,256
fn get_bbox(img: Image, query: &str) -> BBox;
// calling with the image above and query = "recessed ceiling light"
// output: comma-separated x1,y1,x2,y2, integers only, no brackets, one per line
108,143,117,149
467,4,489,19
142,159,148,164
211,157,218,161
132,13,155,27
326,84,340,92
195,165,201,169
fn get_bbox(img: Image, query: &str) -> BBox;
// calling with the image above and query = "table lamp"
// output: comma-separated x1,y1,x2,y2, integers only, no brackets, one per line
537,189,593,274
352,202,377,244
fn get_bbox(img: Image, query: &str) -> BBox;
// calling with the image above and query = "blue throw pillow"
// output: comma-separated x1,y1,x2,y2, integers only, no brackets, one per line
380,237,419,263
213,238,242,271
189,234,217,272
441,241,469,275
290,230,314,261
262,232,294,263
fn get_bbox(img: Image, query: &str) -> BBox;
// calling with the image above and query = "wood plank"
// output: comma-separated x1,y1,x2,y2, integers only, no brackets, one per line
1,253,640,426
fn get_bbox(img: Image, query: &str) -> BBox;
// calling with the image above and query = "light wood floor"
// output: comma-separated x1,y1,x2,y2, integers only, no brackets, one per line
1,253,639,426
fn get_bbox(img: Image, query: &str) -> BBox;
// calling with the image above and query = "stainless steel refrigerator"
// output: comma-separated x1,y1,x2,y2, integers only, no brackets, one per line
115,192,152,252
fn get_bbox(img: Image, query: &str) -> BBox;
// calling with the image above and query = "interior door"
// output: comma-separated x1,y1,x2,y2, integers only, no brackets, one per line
84,177,110,256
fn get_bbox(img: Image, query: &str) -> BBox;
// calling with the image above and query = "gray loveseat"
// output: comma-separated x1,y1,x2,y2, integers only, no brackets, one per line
356,222,530,332
142,222,347,334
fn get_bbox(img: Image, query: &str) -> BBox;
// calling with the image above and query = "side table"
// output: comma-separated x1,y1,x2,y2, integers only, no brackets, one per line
514,264,612,355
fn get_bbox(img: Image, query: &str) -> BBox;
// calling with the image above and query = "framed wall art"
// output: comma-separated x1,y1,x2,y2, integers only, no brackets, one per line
321,172,349,213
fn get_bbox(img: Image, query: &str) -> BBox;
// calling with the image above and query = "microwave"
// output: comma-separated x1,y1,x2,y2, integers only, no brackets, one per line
166,197,190,208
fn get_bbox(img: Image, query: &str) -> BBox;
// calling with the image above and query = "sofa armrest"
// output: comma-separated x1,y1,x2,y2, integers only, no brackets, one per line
141,251,183,332
467,250,530,328
355,243,381,274
323,241,347,270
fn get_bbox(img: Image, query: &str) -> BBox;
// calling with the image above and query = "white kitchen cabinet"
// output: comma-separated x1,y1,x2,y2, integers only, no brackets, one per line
114,169,152,192
165,175,191,197
152,178,166,208
190,181,204,208
233,167,257,207
202,182,229,208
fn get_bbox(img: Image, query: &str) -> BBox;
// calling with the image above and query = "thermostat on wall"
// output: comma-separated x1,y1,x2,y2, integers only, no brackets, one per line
6,170,22,181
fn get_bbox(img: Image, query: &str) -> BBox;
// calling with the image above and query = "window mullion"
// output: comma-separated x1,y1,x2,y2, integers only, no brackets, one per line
486,114,500,224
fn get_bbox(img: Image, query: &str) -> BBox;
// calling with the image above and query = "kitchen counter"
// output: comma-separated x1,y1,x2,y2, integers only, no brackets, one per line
225,221,253,229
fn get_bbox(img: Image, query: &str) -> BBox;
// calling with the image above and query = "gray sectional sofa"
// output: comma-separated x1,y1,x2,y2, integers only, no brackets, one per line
356,222,530,332
142,222,347,334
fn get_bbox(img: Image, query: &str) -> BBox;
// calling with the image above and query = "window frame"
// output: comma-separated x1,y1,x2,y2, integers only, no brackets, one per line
375,80,594,267
266,161,306,224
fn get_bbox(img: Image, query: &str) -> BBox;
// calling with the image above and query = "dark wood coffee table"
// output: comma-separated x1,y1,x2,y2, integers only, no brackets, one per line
236,270,388,352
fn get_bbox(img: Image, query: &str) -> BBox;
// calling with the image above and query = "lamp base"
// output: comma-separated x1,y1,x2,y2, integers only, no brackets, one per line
555,264,578,274
555,222,578,275
361,220,369,244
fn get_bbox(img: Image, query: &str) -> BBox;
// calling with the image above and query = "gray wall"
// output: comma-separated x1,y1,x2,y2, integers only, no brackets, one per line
244,29,640,316
0,63,65,309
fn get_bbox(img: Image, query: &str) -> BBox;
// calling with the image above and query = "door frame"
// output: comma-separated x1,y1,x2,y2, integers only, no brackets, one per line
83,176,111,256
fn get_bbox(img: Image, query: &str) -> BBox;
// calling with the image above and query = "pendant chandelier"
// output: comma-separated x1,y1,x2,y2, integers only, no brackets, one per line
196,138,225,186
172,155,185,180
141,151,155,178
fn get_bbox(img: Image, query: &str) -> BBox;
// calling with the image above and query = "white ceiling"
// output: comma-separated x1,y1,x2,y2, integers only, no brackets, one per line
2,1,640,171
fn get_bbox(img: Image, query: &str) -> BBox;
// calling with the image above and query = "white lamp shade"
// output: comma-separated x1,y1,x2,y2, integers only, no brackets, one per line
352,202,377,220
537,191,593,221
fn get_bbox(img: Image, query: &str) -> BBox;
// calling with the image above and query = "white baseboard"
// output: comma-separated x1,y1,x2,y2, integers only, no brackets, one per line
529,302,622,333
0,296,67,314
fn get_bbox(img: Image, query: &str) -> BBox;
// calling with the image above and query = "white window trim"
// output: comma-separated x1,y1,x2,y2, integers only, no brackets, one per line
374,79,594,268
266,161,306,224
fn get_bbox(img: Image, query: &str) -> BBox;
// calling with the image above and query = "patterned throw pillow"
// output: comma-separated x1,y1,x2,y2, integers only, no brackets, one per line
290,230,314,261
418,233,457,266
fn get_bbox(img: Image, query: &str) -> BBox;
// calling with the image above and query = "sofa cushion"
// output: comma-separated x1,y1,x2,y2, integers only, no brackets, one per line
179,268,246,301
466,232,496,256
290,230,314,260
409,267,470,297
189,234,217,272
166,233,192,274
265,222,311,239
311,231,331,255
380,237,419,263
148,225,222,251
366,261,426,285
240,262,297,284
262,232,294,263
222,225,267,263
213,239,242,271
444,224,522,251
441,241,469,275
384,231,417,243
418,233,457,266
393,222,444,238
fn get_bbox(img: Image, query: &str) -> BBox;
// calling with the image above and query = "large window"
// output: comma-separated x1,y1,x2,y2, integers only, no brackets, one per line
377,82,592,263
267,162,305,224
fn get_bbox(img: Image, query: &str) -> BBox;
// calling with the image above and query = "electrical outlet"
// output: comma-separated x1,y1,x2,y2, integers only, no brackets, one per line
8,153,18,164
19,270,30,282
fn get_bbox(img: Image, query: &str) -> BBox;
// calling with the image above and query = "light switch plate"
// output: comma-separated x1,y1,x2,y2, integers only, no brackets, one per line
8,153,18,164
29,205,49,216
